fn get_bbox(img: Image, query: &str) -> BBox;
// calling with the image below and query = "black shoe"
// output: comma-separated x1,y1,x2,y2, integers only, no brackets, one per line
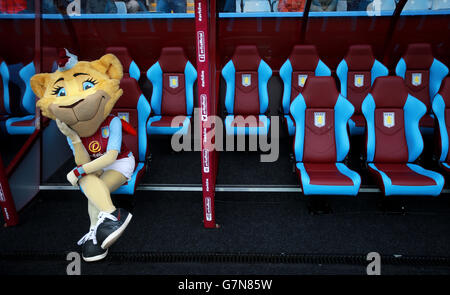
77,229,108,262
95,208,132,249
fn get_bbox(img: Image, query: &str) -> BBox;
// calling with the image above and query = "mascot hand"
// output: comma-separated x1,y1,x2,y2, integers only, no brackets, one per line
56,119,80,143
67,170,79,187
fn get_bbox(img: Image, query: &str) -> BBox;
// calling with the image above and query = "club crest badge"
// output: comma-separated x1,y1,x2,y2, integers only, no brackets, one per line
118,112,130,123
298,74,308,87
169,76,179,88
242,74,251,87
314,112,325,128
101,126,109,138
412,73,422,86
383,112,395,128
354,74,364,87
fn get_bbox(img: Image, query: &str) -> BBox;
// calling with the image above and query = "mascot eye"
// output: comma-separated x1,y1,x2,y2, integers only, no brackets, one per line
82,78,97,91
52,87,66,97
82,81,95,90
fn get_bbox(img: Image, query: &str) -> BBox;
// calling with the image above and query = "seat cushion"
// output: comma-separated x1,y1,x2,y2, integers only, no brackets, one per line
225,115,270,136
5,115,35,135
147,115,191,135
112,162,145,195
368,163,444,196
296,162,361,196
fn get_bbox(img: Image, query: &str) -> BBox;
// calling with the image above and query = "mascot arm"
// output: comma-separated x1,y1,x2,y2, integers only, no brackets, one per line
67,150,119,186
81,150,119,175
67,117,123,185
68,139,92,166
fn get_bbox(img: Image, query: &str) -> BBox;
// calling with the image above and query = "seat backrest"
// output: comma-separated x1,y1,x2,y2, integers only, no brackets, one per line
432,0,450,9
403,0,431,10
432,77,450,163
290,76,354,163
280,45,331,115
112,77,150,163
0,58,5,115
147,47,196,117
105,47,140,80
396,43,449,113
0,60,35,116
362,76,426,164
242,0,271,12
19,61,36,115
337,45,388,114
222,45,272,116
114,1,128,13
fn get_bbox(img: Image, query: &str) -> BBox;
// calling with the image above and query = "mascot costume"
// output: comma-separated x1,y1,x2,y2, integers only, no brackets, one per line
30,49,135,262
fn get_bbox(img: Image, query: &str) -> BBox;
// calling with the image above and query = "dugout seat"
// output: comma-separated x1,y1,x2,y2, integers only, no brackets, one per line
432,77,450,175
146,47,196,135
280,45,331,136
222,45,272,136
0,59,36,135
336,45,388,135
105,47,141,81
290,76,361,196
362,76,444,196
395,43,449,132
110,76,151,195
0,58,7,124
403,0,431,10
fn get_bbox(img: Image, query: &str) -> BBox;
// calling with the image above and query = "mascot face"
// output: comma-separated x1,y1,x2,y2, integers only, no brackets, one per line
31,51,124,137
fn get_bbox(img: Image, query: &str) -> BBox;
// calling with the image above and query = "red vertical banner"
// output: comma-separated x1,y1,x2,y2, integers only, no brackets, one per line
0,156,19,227
195,0,216,228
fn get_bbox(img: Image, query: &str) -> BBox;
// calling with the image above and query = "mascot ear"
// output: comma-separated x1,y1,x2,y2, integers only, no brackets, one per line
91,54,123,80
30,73,50,98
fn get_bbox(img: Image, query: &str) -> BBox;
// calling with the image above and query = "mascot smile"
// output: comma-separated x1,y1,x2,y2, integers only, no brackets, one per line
31,49,134,262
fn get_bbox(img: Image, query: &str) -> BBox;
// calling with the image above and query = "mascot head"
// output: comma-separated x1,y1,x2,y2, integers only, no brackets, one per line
31,49,124,137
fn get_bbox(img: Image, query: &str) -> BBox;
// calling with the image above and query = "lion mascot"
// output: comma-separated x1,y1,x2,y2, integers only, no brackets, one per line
30,49,134,262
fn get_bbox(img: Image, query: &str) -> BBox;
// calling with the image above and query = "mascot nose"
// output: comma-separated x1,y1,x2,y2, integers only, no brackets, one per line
59,99,85,109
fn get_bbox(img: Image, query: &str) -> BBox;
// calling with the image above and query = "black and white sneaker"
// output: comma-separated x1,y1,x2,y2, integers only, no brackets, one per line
95,208,132,249
77,229,108,262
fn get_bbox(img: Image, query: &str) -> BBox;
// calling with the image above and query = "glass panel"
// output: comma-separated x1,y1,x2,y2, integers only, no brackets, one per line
0,1,36,168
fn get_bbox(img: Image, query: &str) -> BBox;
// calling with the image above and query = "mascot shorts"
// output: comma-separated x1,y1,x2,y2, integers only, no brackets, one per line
103,154,136,180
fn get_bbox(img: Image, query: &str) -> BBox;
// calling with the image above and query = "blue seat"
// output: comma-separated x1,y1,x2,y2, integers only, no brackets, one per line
0,60,36,135
403,0,431,10
362,76,444,196
432,77,450,175
111,77,151,195
105,47,141,81
280,45,331,136
146,47,196,136
290,76,361,196
222,45,272,136
336,45,388,136
432,0,450,9
114,1,128,13
395,43,449,133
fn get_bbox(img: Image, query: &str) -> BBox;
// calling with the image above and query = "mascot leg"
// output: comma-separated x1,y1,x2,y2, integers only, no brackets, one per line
88,200,100,230
100,170,127,193
79,174,116,213
87,170,127,227
86,170,127,228
77,173,132,262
